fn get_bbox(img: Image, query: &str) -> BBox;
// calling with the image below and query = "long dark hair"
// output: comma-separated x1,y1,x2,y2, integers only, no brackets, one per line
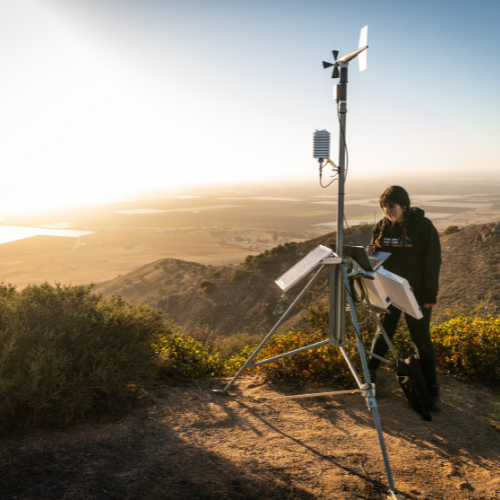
375,186,413,246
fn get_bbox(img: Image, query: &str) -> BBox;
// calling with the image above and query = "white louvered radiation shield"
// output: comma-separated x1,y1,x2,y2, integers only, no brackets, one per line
313,130,330,159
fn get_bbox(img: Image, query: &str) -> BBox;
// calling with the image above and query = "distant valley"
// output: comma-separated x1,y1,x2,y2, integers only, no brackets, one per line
0,175,500,290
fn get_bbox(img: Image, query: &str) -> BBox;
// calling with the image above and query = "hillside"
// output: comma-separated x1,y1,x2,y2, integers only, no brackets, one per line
93,221,500,334
93,225,373,334
438,222,500,304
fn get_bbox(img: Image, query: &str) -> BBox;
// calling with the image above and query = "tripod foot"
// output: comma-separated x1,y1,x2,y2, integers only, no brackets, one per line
387,490,405,500
212,389,231,396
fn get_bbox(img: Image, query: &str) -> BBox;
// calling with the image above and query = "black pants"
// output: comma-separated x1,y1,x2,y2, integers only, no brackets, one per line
367,304,437,386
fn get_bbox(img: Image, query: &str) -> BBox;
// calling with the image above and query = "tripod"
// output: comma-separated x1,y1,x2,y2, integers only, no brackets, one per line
215,256,403,499
214,54,406,499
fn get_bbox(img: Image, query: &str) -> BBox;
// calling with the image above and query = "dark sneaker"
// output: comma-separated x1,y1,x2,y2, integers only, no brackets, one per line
428,383,443,411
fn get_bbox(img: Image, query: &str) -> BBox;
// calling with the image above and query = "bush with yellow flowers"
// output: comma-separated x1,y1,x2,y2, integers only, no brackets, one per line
154,334,227,378
249,329,365,386
431,315,500,380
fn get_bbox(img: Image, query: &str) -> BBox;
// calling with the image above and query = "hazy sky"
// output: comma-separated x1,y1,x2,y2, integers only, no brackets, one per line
1,0,499,209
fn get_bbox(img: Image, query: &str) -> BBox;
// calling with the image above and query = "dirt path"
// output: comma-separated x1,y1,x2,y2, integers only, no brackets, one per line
1,370,500,500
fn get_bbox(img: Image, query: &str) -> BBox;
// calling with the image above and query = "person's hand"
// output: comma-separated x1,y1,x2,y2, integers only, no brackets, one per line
423,303,434,309
367,245,377,255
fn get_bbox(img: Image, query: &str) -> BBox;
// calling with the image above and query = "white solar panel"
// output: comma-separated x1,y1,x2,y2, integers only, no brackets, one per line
275,245,333,292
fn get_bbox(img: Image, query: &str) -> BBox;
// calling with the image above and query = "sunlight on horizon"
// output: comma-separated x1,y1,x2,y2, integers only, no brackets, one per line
0,0,499,212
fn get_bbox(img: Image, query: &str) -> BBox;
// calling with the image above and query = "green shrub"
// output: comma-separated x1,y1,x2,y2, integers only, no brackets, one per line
252,256,266,270
0,283,172,426
154,335,226,378
154,332,256,378
384,326,415,361
324,238,336,249
230,269,249,283
442,225,460,236
223,345,255,374
270,244,286,255
199,280,215,294
379,315,500,382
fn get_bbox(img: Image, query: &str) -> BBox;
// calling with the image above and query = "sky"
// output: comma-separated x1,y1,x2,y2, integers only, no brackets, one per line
0,0,499,209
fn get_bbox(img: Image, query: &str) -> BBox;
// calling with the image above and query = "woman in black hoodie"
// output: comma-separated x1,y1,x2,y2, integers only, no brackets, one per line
367,185,442,411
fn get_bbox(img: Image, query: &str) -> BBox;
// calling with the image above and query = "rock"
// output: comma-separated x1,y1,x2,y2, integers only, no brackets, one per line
273,298,288,316
457,481,474,491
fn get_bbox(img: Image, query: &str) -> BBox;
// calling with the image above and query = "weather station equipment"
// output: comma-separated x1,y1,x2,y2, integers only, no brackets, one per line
214,26,408,500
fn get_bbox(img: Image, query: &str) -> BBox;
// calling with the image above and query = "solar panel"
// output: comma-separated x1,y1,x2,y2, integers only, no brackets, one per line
275,245,333,292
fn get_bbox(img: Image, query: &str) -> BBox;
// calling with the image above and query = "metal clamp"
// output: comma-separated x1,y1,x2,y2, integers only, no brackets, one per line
362,383,377,410
320,257,342,265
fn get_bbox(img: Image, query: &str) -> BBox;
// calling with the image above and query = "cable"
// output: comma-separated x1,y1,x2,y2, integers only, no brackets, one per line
359,279,369,305
343,214,354,246
319,160,338,188
319,176,337,188
337,102,349,179
317,104,346,188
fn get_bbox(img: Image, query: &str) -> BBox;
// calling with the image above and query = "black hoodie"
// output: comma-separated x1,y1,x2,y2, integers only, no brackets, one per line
371,207,441,305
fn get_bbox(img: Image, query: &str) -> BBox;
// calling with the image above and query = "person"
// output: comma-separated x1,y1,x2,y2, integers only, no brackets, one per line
366,185,442,411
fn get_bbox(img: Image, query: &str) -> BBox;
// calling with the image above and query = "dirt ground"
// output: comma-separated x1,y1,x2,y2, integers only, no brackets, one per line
1,370,499,500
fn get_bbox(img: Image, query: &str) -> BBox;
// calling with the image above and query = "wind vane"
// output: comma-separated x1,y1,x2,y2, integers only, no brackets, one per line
322,25,369,79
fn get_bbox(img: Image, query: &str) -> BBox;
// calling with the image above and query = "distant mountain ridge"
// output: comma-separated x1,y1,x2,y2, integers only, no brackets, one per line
93,221,500,334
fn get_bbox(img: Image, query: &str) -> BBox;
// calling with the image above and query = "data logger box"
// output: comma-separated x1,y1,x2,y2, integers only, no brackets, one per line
376,267,423,319
353,273,391,310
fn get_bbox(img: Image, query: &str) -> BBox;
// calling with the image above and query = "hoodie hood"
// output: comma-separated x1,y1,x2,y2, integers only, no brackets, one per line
411,207,426,220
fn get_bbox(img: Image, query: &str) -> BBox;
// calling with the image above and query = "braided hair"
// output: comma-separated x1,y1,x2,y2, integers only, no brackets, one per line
375,186,413,247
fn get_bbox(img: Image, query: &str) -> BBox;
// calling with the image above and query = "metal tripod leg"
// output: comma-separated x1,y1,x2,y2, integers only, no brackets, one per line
215,264,326,394
342,266,402,498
